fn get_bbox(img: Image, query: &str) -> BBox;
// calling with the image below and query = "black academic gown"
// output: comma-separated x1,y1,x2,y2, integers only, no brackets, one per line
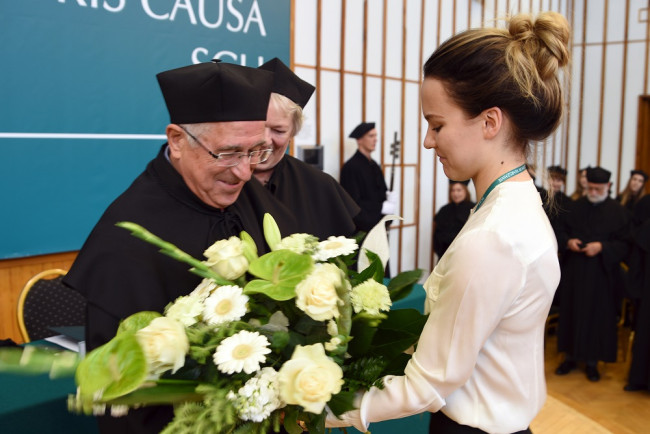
626,196,650,389
556,196,631,362
263,155,360,239
339,150,387,232
432,200,474,259
64,144,297,434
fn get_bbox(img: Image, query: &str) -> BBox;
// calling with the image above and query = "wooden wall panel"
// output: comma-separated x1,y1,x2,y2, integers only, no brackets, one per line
0,251,77,344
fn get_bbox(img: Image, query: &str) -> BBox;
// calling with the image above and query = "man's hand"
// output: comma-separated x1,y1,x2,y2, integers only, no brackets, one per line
381,190,399,215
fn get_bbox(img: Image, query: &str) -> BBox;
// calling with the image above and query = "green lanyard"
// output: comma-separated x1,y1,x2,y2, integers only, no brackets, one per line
473,164,527,212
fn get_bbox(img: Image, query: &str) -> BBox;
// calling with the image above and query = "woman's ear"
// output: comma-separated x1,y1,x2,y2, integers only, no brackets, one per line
482,107,503,140
166,124,184,158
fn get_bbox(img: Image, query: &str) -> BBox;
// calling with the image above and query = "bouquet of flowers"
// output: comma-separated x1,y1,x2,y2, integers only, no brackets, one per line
4,214,427,434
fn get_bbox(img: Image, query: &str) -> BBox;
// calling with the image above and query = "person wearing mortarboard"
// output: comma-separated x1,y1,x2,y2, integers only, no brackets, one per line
432,179,475,261
63,60,297,434
555,166,632,383
340,122,397,275
251,58,360,240
617,169,649,213
340,123,398,231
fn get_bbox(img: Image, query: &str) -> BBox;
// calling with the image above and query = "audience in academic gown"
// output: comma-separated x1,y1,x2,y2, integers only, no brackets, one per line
617,169,648,213
432,179,474,261
624,195,650,392
63,60,297,434
555,167,632,382
570,166,589,200
252,57,361,240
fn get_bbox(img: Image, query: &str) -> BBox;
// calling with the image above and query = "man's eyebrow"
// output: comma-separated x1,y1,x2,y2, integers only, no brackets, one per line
216,141,268,152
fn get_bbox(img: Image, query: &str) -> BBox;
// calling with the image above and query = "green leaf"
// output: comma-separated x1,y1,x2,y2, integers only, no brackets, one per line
105,380,203,406
75,332,148,402
353,249,384,286
243,250,313,301
387,269,424,302
346,316,380,358
282,406,303,434
379,308,428,335
327,390,357,416
117,311,161,334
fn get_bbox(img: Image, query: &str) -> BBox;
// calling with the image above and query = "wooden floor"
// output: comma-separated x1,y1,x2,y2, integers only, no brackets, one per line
531,329,650,434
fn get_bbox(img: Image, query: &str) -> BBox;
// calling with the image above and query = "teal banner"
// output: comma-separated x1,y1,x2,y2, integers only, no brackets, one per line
1,0,290,258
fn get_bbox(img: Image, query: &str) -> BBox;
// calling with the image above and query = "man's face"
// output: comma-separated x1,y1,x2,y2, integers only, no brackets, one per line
358,128,378,154
586,181,610,204
167,121,268,209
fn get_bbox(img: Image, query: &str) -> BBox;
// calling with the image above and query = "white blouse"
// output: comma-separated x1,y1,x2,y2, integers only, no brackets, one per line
329,180,560,433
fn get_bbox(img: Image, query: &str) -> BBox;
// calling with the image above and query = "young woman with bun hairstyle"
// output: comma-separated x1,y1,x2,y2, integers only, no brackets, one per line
327,12,570,434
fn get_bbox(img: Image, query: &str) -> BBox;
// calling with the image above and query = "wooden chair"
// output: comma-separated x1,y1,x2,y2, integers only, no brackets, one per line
16,269,85,342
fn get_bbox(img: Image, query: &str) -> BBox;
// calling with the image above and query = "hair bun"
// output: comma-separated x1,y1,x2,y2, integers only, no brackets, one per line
508,12,570,79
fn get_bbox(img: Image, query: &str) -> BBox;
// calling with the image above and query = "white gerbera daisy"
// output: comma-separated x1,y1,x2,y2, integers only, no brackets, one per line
350,279,392,315
203,285,248,325
313,236,358,261
214,330,271,374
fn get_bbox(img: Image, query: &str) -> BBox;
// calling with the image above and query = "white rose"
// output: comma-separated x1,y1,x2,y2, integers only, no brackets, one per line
165,294,204,326
203,237,249,280
278,344,344,414
295,263,343,321
135,317,189,377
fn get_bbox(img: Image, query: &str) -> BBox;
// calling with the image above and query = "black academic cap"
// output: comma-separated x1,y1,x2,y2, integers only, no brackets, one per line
586,166,611,184
258,58,315,109
547,165,568,177
349,122,376,139
449,179,470,186
631,169,649,181
157,60,273,124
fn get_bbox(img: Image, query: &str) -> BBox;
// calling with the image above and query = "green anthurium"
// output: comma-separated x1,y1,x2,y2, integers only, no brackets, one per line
117,311,162,335
243,250,313,301
387,269,424,302
75,332,148,404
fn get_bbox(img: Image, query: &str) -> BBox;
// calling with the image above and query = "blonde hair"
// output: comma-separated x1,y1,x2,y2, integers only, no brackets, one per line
423,11,570,148
270,92,304,137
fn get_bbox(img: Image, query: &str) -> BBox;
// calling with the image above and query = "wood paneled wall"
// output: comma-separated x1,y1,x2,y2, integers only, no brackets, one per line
0,251,77,344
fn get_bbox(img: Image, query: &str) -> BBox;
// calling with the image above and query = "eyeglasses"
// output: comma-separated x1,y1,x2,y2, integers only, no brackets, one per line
178,125,273,167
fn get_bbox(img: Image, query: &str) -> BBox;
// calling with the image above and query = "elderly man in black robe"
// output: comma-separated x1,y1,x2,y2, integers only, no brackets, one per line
251,58,360,239
63,60,297,434
555,166,631,382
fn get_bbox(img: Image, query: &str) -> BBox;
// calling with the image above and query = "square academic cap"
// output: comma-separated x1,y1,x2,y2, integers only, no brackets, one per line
259,58,315,109
157,60,273,124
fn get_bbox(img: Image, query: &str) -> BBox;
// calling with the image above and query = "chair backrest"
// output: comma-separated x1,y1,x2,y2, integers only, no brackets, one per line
17,269,86,342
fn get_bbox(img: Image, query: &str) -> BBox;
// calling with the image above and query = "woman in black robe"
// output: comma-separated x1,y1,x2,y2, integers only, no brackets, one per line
624,195,650,391
432,180,474,261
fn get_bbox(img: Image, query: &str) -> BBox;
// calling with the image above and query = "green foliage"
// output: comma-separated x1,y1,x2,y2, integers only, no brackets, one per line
387,269,424,302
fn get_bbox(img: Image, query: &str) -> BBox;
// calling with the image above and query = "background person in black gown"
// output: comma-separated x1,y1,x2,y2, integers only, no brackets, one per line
555,166,632,382
252,58,361,240
617,169,648,213
432,179,474,261
624,195,650,391
64,60,297,434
